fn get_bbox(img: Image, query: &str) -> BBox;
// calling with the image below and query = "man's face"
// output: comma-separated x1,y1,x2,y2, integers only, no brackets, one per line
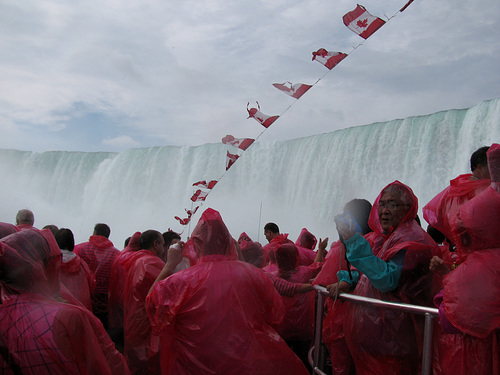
377,191,410,232
264,230,273,243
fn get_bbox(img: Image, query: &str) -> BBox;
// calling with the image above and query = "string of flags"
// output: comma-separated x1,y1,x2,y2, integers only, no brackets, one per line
173,1,415,230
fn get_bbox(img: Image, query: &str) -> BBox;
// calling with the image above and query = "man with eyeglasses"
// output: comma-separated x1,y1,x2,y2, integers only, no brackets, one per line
331,181,438,375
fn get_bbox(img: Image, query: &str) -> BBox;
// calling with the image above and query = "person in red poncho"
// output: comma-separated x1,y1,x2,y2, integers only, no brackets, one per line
74,223,120,329
294,228,318,266
15,208,35,230
271,241,324,371
122,230,165,375
108,231,141,350
146,208,309,375
332,181,437,375
423,146,491,267
56,228,96,311
0,222,16,239
312,198,373,375
263,222,294,267
0,228,129,374
432,143,500,375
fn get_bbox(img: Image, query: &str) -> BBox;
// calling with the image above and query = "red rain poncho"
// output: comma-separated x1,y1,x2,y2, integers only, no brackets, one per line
74,235,120,316
0,222,16,239
108,231,141,329
146,208,309,375
240,240,266,268
60,252,96,311
272,243,322,341
0,228,129,375
294,228,317,266
423,174,490,244
344,181,437,375
122,249,165,375
433,144,500,375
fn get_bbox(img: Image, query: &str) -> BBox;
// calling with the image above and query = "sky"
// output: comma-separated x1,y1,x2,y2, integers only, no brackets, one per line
1,0,500,153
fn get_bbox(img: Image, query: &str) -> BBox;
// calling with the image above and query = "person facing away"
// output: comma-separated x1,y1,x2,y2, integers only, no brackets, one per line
74,222,120,329
15,208,35,230
56,227,96,311
432,143,500,375
146,208,309,375
122,230,165,375
333,181,437,375
262,222,294,269
423,145,491,254
0,227,129,374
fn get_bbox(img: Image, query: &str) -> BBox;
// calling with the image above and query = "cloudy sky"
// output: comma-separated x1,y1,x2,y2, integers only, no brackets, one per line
1,0,499,152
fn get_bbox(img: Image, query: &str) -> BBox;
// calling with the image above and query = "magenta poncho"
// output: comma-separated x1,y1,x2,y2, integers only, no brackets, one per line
0,228,129,375
60,253,96,311
146,208,308,375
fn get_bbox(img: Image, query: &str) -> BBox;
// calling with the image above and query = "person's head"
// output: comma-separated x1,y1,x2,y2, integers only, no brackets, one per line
295,228,317,250
240,241,265,268
275,243,299,277
124,237,131,247
55,228,75,251
139,230,164,257
43,225,59,236
342,199,373,235
376,183,414,232
93,223,111,238
191,208,236,258
162,231,181,250
470,146,490,179
264,222,279,242
238,232,252,244
15,209,34,226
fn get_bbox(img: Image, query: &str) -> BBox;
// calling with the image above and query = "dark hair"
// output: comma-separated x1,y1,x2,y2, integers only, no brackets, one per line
343,199,372,235
264,222,279,234
139,230,162,250
124,237,131,247
55,228,75,251
94,223,111,238
162,231,181,248
427,225,445,244
43,225,59,236
470,146,490,172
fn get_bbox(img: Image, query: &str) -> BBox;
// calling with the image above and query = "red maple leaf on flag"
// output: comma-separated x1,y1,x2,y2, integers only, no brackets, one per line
357,18,368,28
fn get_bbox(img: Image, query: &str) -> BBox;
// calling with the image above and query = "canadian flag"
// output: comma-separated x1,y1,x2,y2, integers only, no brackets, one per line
312,49,348,70
222,135,254,151
192,180,218,189
343,5,385,39
190,189,208,202
272,82,312,99
226,151,239,170
174,216,191,225
186,206,199,217
247,102,279,128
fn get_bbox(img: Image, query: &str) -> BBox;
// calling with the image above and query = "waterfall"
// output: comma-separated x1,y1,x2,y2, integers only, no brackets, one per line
1,98,498,246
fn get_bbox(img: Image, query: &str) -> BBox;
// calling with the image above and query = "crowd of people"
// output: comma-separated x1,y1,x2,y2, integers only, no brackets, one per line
0,143,498,374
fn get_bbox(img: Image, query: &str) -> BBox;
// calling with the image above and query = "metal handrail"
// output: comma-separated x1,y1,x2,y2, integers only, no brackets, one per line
312,285,439,375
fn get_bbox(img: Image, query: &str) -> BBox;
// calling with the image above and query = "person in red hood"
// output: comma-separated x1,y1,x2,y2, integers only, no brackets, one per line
0,228,129,374
263,222,294,271
432,143,500,375
122,230,165,374
107,231,141,350
74,223,120,329
56,227,96,311
294,228,318,266
15,208,35,230
332,181,437,375
423,146,491,269
146,208,309,375
0,221,17,239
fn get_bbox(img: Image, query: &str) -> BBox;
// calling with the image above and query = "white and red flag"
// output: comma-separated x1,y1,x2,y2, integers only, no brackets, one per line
312,49,348,70
186,206,199,217
222,135,255,151
192,180,218,189
343,5,385,39
272,82,312,99
190,189,208,202
174,216,191,225
226,151,239,170
247,102,279,128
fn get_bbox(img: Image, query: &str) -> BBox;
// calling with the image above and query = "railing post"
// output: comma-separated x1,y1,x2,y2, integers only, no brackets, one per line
313,290,325,373
421,313,435,375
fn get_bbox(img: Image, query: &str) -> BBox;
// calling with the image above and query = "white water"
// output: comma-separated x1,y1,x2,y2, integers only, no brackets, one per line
1,98,499,247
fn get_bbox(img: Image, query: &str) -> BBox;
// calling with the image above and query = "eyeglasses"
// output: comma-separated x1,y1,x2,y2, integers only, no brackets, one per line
376,202,409,210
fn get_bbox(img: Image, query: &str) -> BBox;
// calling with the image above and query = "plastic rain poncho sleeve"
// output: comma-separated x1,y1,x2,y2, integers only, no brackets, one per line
0,229,129,375
343,181,437,375
146,208,309,375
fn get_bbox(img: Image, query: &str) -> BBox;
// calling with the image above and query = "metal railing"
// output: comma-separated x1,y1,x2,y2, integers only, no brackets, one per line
311,285,439,375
